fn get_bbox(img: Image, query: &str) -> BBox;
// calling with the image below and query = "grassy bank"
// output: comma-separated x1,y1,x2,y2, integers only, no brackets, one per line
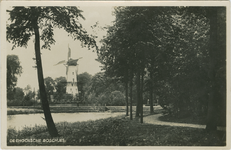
7,115,226,146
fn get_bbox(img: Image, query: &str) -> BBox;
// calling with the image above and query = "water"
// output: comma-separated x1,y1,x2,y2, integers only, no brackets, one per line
7,112,125,130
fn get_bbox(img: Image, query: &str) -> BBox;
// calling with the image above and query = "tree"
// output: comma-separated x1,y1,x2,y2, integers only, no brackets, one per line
7,6,97,137
110,91,125,106
176,7,226,131
14,87,24,101
23,90,35,106
205,7,226,131
155,7,211,118
54,76,67,102
89,72,107,97
98,7,171,122
98,7,135,119
78,72,92,86
24,84,32,94
44,77,55,102
98,6,226,128
7,55,22,100
86,72,125,106
78,72,92,102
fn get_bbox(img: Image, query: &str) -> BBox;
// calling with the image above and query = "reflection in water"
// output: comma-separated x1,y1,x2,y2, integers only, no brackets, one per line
7,112,124,130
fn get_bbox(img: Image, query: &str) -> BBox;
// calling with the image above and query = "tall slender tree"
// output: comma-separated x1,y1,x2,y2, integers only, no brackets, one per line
98,7,171,122
205,7,226,131
7,55,23,100
7,6,97,137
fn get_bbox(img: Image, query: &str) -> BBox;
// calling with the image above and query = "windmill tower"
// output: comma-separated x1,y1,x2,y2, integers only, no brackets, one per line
55,45,82,99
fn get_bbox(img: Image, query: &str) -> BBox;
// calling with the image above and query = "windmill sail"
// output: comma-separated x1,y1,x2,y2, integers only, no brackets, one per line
54,60,66,66
67,57,83,66
68,44,71,60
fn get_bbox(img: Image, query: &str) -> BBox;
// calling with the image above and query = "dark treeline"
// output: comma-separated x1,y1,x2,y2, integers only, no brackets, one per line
49,72,128,106
7,71,129,107
97,7,226,130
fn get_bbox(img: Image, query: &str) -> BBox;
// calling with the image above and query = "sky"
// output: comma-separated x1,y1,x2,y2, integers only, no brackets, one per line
6,6,115,91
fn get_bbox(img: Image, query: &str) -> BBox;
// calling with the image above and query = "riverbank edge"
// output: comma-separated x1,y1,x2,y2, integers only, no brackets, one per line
7,114,226,146
7,105,163,115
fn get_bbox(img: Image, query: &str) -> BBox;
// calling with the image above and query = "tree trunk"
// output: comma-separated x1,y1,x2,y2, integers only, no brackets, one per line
140,68,144,123
129,75,133,120
125,81,129,116
206,8,218,131
136,71,141,117
125,70,129,116
32,12,59,137
149,71,154,114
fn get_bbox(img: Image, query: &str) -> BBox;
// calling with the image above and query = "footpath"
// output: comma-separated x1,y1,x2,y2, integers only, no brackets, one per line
143,114,226,131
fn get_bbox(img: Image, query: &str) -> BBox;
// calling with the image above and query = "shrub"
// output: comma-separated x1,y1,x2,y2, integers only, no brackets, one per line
110,91,125,106
22,100,34,106
7,100,22,106
7,99,35,106
87,91,126,106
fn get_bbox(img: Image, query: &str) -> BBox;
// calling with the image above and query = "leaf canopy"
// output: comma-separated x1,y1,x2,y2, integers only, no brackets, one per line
7,6,97,50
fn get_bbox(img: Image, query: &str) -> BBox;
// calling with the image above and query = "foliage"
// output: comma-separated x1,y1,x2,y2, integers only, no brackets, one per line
7,6,98,137
8,125,48,142
44,77,55,102
63,94,75,102
7,7,97,50
7,86,36,106
98,6,226,126
7,55,23,100
78,72,92,87
24,90,35,101
109,91,125,106
85,72,126,106
14,87,24,100
77,72,92,102
152,7,212,118
98,7,177,118
7,116,225,146
7,109,43,115
7,99,34,106
20,86,36,106
54,76,66,102
7,100,22,106
84,92,97,105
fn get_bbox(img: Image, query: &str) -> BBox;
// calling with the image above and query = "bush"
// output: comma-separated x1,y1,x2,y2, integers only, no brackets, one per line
85,91,126,106
7,99,35,106
22,100,34,106
110,91,125,106
7,100,22,106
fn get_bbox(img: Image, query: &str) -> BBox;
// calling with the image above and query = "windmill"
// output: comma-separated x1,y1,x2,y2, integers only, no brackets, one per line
54,45,82,99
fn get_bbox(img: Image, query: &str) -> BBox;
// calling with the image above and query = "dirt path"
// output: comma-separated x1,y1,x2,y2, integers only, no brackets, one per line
143,114,225,131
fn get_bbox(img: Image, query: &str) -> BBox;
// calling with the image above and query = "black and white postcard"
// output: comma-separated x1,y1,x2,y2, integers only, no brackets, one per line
1,1,230,149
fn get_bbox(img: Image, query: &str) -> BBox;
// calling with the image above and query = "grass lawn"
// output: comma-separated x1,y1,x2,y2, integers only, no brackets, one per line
7,115,226,146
